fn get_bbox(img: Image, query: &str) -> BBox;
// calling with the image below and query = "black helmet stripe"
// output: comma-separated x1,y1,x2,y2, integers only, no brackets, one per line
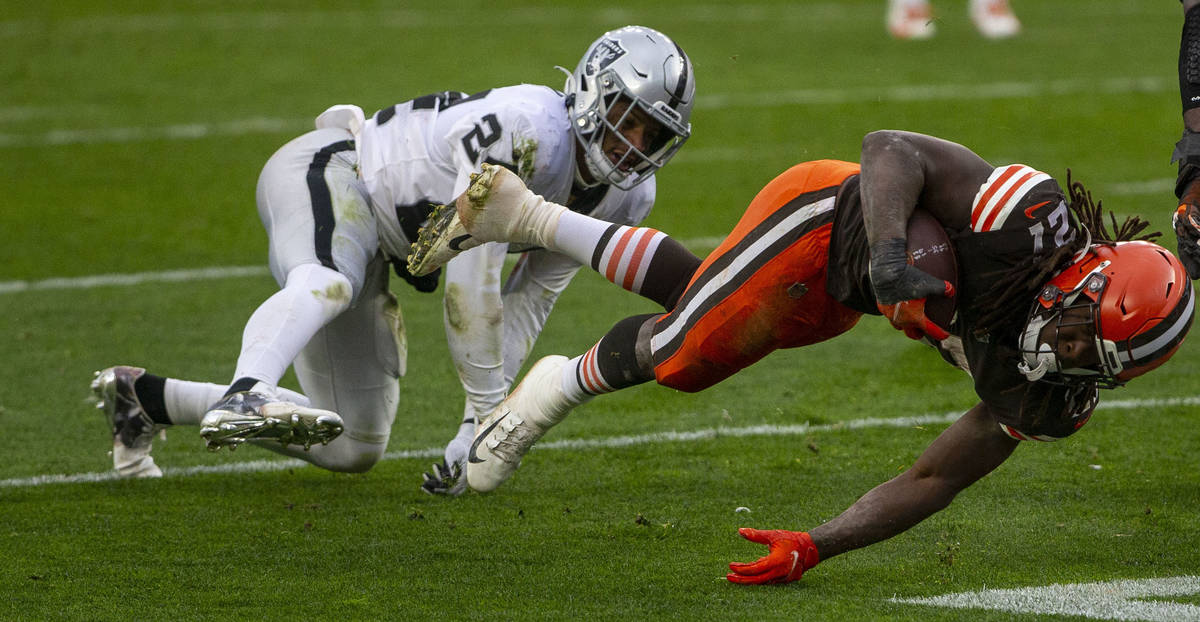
1121,279,1194,368
667,42,689,110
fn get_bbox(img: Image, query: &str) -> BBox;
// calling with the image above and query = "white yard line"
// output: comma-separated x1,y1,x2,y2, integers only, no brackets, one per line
893,576,1200,621
2,2,1162,39
693,76,1170,109
0,76,1173,148
0,266,271,294
0,5,855,38
2,396,1195,488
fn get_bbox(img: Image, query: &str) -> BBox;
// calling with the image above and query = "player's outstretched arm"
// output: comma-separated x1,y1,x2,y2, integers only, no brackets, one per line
1175,0,1200,279
728,403,1018,585
809,402,1018,559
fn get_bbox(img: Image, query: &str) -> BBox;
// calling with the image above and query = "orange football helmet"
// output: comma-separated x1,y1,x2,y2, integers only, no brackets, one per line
1018,241,1193,387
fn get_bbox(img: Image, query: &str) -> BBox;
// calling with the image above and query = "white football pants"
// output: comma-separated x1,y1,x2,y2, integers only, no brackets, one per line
170,128,404,471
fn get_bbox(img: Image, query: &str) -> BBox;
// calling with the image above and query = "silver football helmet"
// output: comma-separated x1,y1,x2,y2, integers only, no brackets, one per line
563,26,695,190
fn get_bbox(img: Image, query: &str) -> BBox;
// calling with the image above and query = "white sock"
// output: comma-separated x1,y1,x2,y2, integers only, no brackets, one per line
163,379,310,425
550,210,617,265
560,342,614,404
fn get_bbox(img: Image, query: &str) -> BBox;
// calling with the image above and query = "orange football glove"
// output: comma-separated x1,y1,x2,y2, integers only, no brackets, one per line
726,528,819,585
877,297,950,341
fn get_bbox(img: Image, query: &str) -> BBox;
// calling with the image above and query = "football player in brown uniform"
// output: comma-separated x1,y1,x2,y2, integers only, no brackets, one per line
412,130,1193,584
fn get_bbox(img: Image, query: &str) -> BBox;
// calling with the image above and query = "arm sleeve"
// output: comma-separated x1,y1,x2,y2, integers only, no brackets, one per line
443,243,509,421
500,249,582,384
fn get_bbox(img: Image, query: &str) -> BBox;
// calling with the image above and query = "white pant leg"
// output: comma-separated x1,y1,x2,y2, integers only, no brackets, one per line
253,254,402,472
256,127,377,297
231,128,378,388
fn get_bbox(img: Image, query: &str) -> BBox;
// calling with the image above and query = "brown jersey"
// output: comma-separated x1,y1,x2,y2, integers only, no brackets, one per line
827,164,1099,440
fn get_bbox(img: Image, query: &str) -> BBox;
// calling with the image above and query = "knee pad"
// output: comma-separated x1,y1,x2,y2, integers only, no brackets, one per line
325,437,386,473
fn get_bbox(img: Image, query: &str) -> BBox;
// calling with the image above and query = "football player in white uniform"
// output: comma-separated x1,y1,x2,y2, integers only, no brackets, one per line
90,26,696,487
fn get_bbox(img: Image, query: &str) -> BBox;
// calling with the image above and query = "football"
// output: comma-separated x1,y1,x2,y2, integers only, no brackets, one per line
906,209,959,333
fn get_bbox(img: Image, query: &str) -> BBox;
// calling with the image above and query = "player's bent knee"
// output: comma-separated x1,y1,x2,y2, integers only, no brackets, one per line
286,264,357,315
319,438,386,473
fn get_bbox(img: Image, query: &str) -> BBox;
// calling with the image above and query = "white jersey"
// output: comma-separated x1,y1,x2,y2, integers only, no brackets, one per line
335,84,657,426
355,84,654,260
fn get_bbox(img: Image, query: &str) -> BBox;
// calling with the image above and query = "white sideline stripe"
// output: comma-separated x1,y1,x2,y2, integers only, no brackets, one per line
0,76,1172,148
1107,178,1175,196
3,396,1197,489
0,238,727,295
1,2,1165,38
893,576,1200,621
694,76,1170,109
0,265,271,294
0,4,853,38
0,117,304,147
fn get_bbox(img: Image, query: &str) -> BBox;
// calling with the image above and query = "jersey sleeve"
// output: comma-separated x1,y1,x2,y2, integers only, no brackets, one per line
967,164,1077,252
585,177,657,226
962,331,1098,441
993,382,1098,441
500,250,583,384
970,164,1054,232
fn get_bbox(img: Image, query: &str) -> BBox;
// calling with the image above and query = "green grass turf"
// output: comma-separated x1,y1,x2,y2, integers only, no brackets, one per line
2,1,1199,619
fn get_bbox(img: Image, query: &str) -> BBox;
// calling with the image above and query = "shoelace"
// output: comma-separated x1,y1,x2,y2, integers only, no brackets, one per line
486,416,541,463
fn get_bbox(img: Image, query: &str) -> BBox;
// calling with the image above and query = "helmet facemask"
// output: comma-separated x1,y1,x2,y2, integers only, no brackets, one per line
563,26,695,191
572,74,690,190
1019,240,1194,388
1018,263,1125,389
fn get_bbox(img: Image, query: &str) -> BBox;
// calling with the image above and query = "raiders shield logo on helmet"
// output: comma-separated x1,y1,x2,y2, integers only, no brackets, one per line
585,38,627,76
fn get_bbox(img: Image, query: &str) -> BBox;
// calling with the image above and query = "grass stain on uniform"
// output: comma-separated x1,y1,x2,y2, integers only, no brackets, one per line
312,280,351,306
513,136,538,181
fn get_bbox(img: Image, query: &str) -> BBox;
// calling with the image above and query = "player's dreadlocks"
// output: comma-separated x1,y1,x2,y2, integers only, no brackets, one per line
970,170,1161,337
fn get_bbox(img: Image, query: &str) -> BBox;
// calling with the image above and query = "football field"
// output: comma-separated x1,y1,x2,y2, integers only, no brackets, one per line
3,1,1200,619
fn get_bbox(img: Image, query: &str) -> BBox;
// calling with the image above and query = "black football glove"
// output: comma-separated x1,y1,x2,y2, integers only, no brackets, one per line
391,258,441,293
1171,133,1200,279
1174,202,1200,280
421,459,466,496
869,238,955,305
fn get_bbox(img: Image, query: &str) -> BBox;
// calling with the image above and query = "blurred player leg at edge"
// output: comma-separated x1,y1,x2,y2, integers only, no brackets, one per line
887,0,1020,40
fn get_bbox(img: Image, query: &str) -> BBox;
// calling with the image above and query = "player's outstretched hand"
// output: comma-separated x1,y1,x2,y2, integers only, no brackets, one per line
421,459,465,496
420,421,475,496
869,238,955,304
726,528,819,585
1174,202,1200,279
877,298,950,341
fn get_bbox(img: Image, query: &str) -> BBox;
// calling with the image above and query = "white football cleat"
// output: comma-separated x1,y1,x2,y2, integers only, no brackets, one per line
887,0,936,40
406,201,481,277
408,164,567,277
969,0,1020,39
466,355,574,493
200,391,344,451
91,366,164,478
